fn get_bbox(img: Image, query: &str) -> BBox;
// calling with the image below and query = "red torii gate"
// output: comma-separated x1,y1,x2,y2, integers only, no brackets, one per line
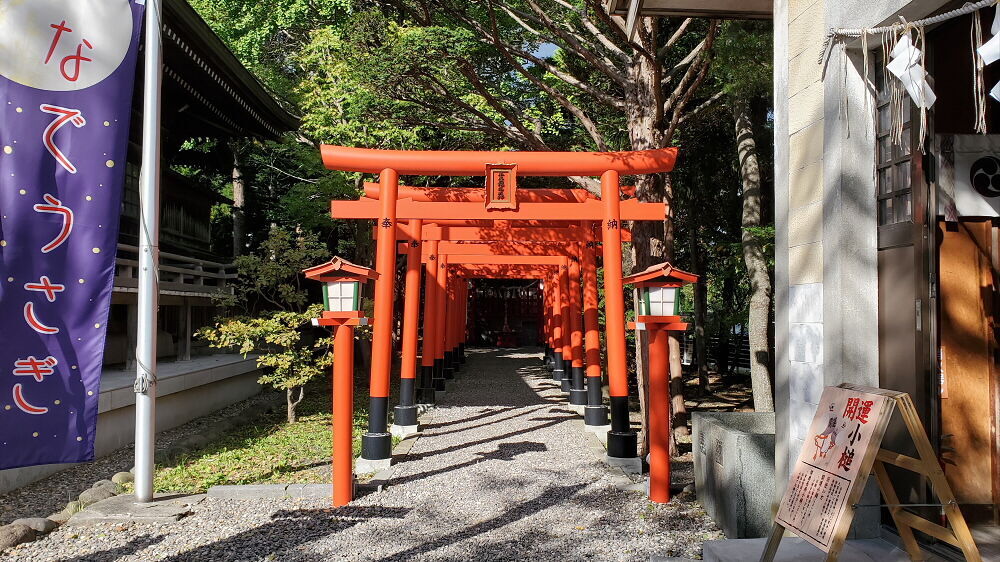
322,145,677,480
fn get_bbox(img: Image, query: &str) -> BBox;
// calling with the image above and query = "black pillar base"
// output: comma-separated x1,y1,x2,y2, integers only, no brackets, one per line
459,343,466,363
361,432,393,460
560,378,572,392
416,387,437,404
444,351,453,371
545,356,555,371
584,405,609,426
443,366,455,380
433,377,446,391
606,430,638,459
569,388,588,406
551,368,565,382
393,405,418,426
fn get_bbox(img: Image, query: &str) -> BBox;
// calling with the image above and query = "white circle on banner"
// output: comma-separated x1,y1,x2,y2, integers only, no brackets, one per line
0,0,133,91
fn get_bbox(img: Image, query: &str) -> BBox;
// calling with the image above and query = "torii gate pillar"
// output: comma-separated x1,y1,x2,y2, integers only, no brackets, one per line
437,254,452,381
392,219,422,437
601,170,638,463
558,258,572,392
582,239,609,427
551,268,566,382
568,255,587,404
358,169,398,473
419,241,441,401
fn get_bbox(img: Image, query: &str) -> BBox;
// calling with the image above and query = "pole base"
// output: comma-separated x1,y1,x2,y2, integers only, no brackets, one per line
393,405,418,426
544,356,555,371
354,457,392,476
552,368,564,381
390,424,419,438
433,378,446,391
604,454,642,475
443,367,455,380
416,387,437,405
584,405,609,426
606,430,638,459
360,432,392,462
568,389,588,406
560,378,572,393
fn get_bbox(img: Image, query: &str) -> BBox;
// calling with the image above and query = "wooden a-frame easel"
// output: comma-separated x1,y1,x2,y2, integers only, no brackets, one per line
761,385,982,562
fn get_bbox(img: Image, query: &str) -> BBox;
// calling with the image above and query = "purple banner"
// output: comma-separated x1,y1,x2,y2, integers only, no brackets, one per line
0,0,145,470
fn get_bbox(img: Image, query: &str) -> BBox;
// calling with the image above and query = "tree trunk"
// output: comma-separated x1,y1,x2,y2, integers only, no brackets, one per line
690,225,710,394
231,144,246,257
733,99,775,412
286,386,305,423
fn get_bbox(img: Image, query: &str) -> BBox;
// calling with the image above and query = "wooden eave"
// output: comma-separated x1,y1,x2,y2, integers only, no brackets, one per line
605,0,772,20
156,0,300,140
304,257,379,282
622,261,698,285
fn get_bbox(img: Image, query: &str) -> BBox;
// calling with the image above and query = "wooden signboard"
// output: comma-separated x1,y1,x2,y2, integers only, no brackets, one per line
485,163,517,210
761,384,982,562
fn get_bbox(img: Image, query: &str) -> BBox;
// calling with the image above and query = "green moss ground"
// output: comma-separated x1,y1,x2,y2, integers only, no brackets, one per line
148,361,400,493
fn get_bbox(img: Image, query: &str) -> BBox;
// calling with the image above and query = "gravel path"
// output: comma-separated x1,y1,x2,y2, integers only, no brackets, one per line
0,391,282,526
2,348,722,561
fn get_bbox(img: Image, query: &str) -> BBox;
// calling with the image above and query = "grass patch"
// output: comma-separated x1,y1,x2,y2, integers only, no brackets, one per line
151,362,401,493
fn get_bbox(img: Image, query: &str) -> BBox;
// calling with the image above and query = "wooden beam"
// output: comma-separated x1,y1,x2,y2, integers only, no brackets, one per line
335,198,665,221
444,255,564,266
398,241,584,257
321,145,678,176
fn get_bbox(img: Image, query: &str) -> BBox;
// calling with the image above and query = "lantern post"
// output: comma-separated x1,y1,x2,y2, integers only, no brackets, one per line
624,262,697,503
304,257,377,506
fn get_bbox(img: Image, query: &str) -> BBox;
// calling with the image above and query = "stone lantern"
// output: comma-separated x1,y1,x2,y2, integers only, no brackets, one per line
623,261,697,504
304,256,378,506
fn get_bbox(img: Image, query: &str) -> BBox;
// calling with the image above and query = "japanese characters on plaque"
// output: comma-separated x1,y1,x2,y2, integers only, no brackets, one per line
485,163,517,210
775,386,893,552
0,0,144,469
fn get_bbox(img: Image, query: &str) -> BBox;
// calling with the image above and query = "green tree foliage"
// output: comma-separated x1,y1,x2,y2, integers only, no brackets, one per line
200,228,332,422
199,305,332,423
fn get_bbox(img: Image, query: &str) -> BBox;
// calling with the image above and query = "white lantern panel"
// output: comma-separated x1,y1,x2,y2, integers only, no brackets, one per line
325,281,359,312
647,286,678,316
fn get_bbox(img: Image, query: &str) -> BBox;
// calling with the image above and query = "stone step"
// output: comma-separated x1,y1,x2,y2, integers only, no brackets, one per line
700,537,950,561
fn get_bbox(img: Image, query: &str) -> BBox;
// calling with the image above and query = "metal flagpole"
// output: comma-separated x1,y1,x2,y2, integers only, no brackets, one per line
134,0,163,504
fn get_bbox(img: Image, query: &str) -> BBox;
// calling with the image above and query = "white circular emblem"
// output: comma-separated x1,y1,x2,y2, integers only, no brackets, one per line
0,0,134,91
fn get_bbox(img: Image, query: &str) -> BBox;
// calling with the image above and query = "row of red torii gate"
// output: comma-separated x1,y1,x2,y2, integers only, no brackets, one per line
304,146,697,507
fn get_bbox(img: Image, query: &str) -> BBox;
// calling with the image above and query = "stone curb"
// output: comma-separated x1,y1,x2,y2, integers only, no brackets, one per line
0,392,283,555
207,484,333,499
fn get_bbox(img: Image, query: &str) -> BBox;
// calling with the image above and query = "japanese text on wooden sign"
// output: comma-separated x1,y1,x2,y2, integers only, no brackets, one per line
775,386,894,552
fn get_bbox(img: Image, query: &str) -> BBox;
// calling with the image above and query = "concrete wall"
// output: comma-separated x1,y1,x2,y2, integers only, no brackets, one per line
0,357,261,494
773,0,950,536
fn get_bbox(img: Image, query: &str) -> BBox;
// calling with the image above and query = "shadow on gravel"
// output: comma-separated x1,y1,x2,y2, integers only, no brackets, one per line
371,483,587,562
55,533,166,562
418,407,516,431
157,506,410,561
401,415,574,464
390,441,549,486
